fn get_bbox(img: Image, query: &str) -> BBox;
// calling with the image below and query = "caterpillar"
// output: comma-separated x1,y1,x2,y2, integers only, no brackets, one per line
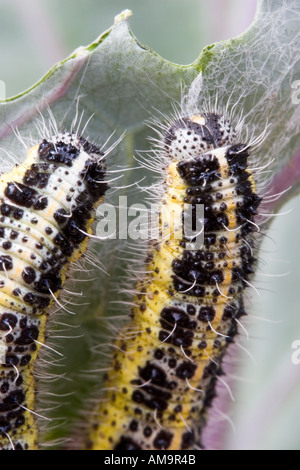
0,129,109,450
84,111,263,450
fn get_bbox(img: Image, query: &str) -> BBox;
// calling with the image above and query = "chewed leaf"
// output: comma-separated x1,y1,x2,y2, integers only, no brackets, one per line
0,10,197,174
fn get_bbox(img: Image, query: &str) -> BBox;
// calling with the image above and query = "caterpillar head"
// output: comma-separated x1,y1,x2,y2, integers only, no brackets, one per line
163,113,237,160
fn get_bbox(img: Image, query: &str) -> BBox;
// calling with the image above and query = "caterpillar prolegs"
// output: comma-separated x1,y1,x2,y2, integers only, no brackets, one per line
84,112,262,450
0,131,108,450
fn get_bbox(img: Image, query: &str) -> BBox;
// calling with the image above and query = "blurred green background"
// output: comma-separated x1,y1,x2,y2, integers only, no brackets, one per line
1,0,300,451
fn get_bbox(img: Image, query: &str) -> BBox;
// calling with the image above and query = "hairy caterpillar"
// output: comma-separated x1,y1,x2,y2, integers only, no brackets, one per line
84,111,264,450
0,130,109,450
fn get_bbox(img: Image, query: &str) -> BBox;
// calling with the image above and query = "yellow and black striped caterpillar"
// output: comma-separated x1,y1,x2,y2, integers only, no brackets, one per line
85,112,262,450
0,131,108,450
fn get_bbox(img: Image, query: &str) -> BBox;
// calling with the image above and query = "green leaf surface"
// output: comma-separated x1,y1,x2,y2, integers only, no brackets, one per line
0,0,299,450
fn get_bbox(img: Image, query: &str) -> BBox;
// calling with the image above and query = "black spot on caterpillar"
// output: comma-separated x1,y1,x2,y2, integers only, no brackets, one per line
0,131,109,450
84,112,263,450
